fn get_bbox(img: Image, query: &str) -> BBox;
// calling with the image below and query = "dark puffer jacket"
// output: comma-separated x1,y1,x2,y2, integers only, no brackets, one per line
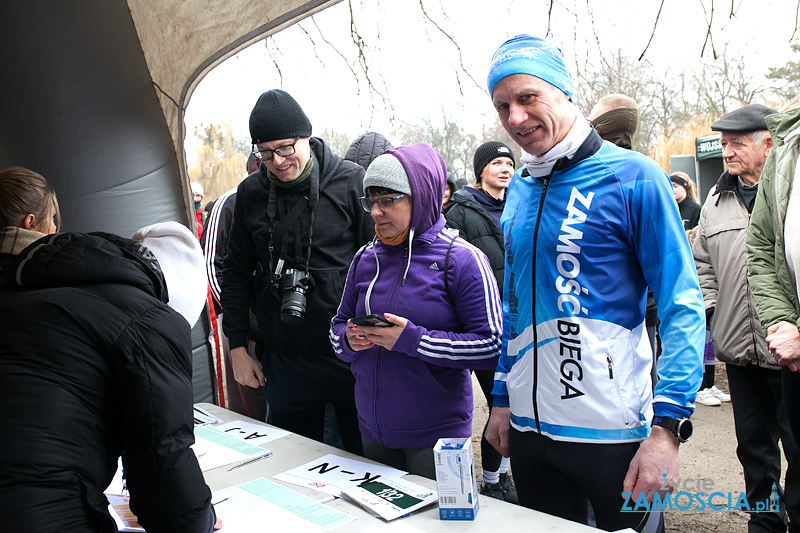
344,131,394,170
0,232,215,533
444,187,505,292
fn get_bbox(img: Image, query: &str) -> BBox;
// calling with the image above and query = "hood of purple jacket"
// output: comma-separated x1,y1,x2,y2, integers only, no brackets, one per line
383,143,447,237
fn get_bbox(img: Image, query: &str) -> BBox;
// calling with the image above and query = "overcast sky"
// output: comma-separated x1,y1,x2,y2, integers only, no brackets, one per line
184,0,797,162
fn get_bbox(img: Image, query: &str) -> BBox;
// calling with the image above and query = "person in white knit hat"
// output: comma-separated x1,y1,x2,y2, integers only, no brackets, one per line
132,221,207,326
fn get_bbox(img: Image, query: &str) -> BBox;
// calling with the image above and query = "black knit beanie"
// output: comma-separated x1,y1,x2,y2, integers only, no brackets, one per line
473,141,515,182
249,89,313,144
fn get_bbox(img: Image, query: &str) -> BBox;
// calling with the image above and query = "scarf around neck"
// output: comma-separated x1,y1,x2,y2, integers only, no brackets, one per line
0,227,48,256
265,156,314,188
520,106,592,178
375,224,410,246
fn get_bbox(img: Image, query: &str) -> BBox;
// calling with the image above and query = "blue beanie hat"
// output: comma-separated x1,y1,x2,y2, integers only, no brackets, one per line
487,35,573,100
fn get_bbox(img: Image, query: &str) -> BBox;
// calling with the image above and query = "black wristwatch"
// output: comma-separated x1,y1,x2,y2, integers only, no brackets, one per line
652,416,693,443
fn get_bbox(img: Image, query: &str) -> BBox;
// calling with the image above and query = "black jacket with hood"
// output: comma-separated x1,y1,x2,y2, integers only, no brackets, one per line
0,230,215,533
344,131,394,171
444,187,505,292
222,136,375,355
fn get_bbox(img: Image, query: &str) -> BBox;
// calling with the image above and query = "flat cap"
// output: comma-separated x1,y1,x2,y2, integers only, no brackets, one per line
711,104,777,133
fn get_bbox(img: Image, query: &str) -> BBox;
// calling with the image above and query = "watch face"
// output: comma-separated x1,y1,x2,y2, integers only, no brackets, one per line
677,419,693,442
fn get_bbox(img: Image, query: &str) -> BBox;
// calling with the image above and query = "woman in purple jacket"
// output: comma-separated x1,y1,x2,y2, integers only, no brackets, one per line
329,143,502,478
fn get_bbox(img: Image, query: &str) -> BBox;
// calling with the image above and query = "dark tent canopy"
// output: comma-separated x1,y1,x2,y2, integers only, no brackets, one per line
0,0,341,402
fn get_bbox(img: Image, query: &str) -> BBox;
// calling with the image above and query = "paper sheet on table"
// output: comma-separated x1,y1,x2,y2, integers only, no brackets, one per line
193,425,270,472
274,454,406,496
341,477,437,521
214,419,292,445
193,404,223,425
107,494,144,532
212,478,354,532
105,457,144,531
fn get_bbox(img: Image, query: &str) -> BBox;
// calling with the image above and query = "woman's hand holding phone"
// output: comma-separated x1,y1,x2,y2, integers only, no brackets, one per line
346,312,407,351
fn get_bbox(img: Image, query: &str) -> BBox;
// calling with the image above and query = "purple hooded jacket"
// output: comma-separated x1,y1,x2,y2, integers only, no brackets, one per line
329,143,502,449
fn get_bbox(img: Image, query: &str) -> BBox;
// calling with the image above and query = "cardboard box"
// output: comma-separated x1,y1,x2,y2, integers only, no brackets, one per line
433,437,479,520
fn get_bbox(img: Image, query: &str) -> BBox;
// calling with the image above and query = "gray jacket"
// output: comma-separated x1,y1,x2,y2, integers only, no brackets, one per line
693,171,775,368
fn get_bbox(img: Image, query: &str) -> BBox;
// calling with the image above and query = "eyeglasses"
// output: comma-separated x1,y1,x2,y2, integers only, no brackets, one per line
252,137,300,161
359,194,407,213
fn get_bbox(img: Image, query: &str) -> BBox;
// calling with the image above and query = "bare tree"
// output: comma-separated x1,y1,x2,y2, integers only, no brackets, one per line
188,122,249,202
692,44,763,118
766,41,800,102
397,109,478,181
320,127,354,157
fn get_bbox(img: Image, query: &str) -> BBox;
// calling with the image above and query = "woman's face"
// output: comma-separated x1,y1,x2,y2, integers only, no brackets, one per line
672,181,687,203
442,184,453,206
480,156,515,192
369,192,412,238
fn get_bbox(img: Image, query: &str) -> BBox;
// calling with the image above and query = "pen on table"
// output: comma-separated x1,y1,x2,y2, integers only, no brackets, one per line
227,452,272,471
212,497,229,506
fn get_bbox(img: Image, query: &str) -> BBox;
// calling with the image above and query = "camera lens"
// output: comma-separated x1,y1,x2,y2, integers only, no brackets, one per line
280,291,306,326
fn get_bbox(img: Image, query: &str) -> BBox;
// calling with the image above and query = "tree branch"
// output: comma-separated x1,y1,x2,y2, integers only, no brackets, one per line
638,0,666,61
346,0,393,122
309,17,361,94
699,0,718,59
418,0,484,95
264,37,284,86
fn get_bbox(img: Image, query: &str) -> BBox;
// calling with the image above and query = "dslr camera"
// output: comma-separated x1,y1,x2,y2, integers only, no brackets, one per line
272,268,313,326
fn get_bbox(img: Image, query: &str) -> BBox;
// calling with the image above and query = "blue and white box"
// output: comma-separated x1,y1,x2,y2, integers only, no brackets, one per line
433,437,479,520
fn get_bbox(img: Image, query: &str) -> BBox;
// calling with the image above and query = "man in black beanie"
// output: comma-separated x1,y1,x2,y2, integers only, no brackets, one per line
222,89,374,454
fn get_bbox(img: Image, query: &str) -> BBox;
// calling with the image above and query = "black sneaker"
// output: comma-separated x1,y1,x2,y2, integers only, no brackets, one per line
480,481,507,501
498,473,519,505
480,474,519,505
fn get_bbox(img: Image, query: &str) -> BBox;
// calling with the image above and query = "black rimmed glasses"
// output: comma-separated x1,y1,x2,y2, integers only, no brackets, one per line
252,137,300,161
359,194,407,213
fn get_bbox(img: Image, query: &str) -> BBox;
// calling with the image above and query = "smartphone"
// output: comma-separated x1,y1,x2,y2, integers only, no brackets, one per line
350,314,395,327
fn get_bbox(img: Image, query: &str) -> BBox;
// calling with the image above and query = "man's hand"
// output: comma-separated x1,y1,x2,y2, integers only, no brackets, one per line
486,406,512,457
623,426,679,502
230,346,265,388
766,321,800,372
213,516,223,530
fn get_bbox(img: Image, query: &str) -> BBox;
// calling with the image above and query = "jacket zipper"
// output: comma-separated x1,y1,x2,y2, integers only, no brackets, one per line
531,172,553,433
374,245,408,441
607,354,630,426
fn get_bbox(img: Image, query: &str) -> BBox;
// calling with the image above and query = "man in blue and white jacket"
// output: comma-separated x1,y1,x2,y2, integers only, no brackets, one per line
485,35,704,531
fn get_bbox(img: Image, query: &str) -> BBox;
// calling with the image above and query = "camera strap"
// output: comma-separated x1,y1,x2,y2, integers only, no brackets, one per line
265,154,341,277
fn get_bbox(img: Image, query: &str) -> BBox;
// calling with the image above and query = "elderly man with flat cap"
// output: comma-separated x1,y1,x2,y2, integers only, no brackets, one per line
484,35,705,531
694,103,800,532
222,90,374,454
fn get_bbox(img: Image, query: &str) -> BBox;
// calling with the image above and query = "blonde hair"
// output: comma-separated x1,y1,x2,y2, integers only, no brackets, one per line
670,171,698,203
0,166,61,232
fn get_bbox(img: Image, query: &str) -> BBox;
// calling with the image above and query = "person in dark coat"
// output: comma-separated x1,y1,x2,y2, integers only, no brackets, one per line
444,141,518,503
442,172,459,210
669,171,702,230
0,167,218,532
344,131,395,171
